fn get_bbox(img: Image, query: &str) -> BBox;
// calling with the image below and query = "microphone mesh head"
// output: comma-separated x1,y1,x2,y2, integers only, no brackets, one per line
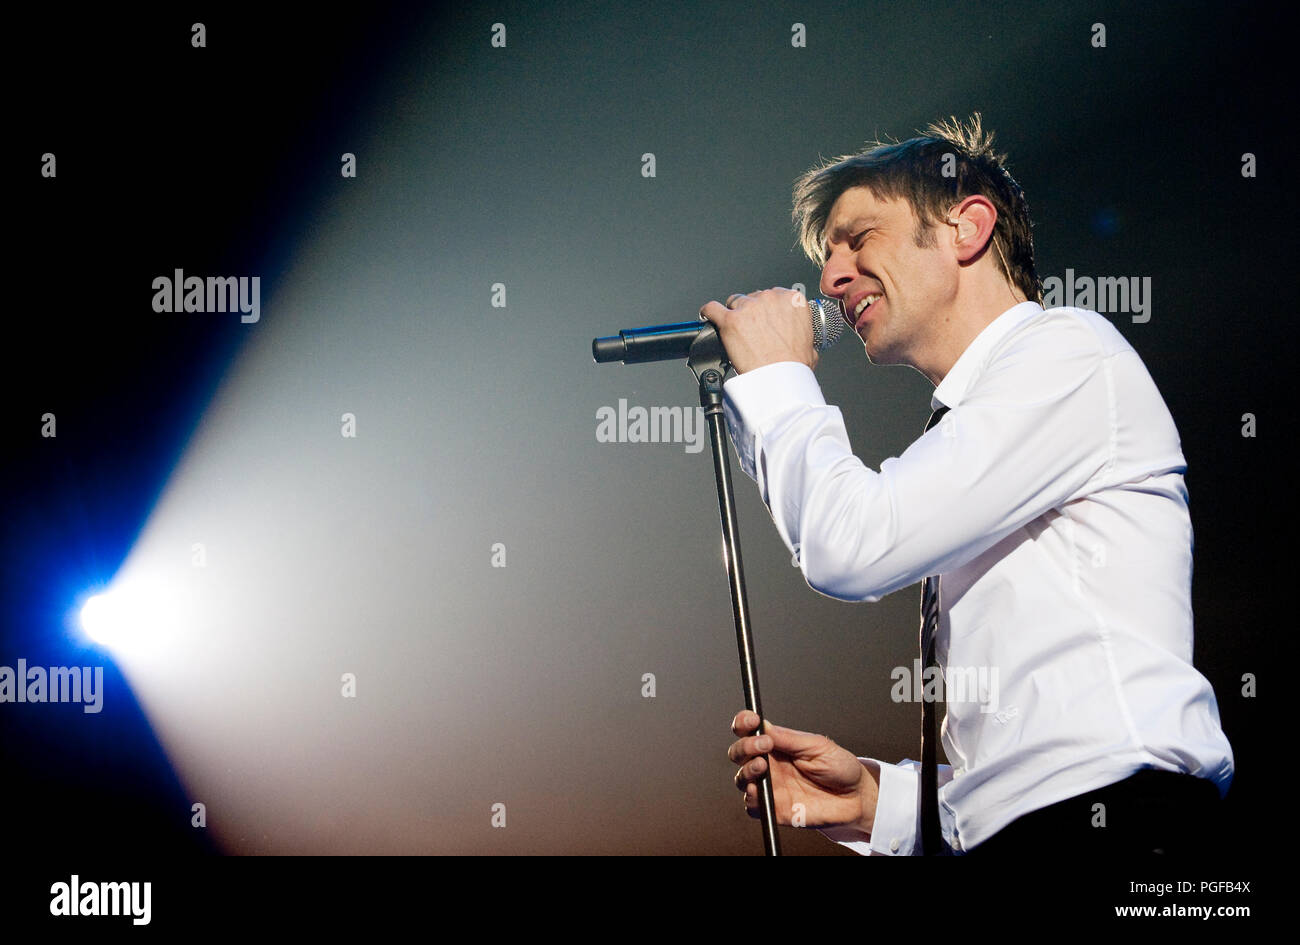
809,297,847,350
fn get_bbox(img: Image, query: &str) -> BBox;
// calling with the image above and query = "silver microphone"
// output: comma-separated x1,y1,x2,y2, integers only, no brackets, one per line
808,297,847,351
592,296,847,364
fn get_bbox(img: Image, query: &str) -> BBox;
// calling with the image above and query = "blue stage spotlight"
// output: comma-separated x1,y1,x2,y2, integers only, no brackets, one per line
80,592,116,645
79,582,191,655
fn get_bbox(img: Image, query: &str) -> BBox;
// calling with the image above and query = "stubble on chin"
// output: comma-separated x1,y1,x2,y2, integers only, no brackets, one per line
861,329,896,367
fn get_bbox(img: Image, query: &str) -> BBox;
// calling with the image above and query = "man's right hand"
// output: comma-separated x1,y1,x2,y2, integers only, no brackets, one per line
728,710,880,840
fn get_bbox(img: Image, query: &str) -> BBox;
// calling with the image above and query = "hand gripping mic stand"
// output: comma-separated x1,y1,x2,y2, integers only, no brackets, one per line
592,320,782,856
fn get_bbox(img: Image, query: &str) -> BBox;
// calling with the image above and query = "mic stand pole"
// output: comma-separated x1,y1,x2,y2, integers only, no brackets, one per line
687,324,781,857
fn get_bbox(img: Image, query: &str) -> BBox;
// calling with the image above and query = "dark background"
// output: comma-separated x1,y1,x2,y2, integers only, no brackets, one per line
4,0,1282,878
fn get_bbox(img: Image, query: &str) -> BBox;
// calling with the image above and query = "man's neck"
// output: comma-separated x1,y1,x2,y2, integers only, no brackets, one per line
917,283,1028,386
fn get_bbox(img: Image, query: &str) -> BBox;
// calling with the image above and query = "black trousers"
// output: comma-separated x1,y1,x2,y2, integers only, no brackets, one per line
962,768,1222,857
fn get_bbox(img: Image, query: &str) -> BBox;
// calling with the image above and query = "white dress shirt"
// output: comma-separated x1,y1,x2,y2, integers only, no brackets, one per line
721,300,1234,855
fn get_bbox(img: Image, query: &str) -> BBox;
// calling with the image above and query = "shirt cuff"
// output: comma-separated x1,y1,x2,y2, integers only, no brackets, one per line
868,759,921,856
722,361,827,481
816,758,920,856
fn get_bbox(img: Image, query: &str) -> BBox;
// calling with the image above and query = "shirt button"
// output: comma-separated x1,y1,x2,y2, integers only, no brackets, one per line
889,838,900,853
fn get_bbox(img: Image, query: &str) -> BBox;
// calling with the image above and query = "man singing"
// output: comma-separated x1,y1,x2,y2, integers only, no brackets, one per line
701,115,1233,856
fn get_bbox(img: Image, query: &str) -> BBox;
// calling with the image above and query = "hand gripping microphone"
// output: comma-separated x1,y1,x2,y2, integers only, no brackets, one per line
591,297,846,364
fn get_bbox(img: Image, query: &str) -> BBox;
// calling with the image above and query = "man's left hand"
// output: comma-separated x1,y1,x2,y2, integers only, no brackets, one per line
699,287,818,375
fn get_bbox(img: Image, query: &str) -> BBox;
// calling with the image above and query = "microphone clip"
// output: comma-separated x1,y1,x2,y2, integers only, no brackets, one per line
687,322,730,410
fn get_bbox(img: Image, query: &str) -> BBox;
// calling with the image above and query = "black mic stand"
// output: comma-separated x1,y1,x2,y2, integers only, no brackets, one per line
686,324,782,857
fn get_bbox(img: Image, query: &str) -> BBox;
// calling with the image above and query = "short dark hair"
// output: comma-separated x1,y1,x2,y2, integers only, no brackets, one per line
792,113,1041,303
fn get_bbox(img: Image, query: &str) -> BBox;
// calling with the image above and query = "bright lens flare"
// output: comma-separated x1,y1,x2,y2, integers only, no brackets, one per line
79,582,191,653
79,594,115,644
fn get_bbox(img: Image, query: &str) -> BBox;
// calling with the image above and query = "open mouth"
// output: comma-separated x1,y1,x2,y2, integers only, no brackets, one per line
852,293,883,328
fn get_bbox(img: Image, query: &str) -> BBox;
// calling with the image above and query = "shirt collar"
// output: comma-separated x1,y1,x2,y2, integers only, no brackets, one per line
931,301,1043,411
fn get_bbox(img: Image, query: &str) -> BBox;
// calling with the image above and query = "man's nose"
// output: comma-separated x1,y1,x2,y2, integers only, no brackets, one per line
819,251,856,299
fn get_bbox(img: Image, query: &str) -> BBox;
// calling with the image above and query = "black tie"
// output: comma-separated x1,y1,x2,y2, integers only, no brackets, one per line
919,404,950,856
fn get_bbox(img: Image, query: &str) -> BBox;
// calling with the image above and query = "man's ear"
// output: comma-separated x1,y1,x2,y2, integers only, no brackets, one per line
948,195,998,264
